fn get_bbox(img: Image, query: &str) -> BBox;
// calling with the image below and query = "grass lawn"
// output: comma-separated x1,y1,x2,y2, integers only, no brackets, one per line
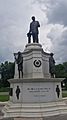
62,91,67,97
0,95,9,102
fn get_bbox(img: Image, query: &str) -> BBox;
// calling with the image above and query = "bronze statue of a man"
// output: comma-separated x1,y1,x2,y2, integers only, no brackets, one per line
49,53,55,78
56,85,60,98
16,86,20,100
28,16,40,43
14,52,23,78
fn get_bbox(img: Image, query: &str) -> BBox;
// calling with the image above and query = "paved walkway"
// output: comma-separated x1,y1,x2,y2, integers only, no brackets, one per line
0,92,9,95
1,115,67,120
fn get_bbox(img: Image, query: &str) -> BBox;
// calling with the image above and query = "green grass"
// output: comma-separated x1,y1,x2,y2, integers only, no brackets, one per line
0,95,9,102
62,92,67,97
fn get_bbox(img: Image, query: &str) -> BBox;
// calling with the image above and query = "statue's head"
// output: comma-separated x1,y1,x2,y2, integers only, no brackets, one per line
17,85,19,88
32,16,35,21
50,53,54,56
18,51,21,55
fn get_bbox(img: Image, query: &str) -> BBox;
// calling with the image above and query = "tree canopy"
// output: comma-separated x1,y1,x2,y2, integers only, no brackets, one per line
0,61,15,87
55,62,67,78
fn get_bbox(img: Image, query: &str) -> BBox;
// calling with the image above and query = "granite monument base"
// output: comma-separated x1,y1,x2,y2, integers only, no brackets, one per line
3,100,67,118
3,78,65,118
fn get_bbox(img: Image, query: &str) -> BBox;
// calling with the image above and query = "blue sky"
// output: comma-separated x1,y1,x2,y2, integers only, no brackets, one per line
0,0,67,64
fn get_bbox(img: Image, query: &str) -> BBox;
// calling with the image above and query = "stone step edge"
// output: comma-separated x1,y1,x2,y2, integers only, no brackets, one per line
3,111,67,118
3,106,67,113
4,104,67,110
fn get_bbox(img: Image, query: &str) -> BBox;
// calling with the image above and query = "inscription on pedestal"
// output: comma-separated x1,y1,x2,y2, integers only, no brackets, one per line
27,87,50,97
22,82,61,103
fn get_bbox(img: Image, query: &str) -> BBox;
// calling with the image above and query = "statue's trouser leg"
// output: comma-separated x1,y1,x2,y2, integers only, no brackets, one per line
32,33,36,43
19,71,20,78
36,34,38,43
21,70,23,78
51,73,54,78
32,33,39,43
57,93,60,98
32,35,35,43
28,36,31,43
17,94,19,99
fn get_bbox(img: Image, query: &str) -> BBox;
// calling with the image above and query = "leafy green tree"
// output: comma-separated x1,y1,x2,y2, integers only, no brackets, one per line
55,62,67,89
55,62,67,78
0,61,15,87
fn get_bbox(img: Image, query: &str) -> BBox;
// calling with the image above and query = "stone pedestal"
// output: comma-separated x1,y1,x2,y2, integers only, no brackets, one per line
3,43,64,118
9,78,62,103
14,43,50,79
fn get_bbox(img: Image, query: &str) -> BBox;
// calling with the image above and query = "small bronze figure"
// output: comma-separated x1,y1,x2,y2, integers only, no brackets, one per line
9,88,13,96
27,32,31,43
16,86,20,100
49,53,55,78
56,85,60,98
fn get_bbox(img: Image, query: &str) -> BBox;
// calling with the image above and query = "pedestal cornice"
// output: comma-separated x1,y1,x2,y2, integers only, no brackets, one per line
8,78,64,83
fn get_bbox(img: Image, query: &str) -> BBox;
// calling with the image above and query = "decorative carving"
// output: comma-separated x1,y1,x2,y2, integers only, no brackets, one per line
16,86,21,100
33,60,41,67
56,85,60,98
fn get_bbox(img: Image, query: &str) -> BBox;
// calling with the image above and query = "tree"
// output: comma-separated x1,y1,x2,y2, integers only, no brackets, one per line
55,62,67,89
0,61,15,87
55,62,67,78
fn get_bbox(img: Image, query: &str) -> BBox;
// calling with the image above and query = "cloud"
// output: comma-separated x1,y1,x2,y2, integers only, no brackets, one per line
47,0,67,26
47,24,67,64
0,0,32,62
35,0,67,26
0,0,67,64
0,0,48,63
34,0,67,64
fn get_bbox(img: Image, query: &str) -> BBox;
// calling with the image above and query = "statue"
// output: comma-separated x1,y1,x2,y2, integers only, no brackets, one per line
14,51,23,78
27,16,40,43
56,85,60,98
27,32,31,43
49,53,55,78
16,86,20,100
9,88,13,96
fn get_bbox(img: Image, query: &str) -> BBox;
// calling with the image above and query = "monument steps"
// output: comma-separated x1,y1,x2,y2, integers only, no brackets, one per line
3,101,66,110
3,101,67,118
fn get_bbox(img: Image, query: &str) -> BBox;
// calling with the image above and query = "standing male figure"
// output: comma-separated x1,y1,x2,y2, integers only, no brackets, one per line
49,53,55,78
56,85,60,98
16,86,20,100
14,52,23,78
29,16,40,43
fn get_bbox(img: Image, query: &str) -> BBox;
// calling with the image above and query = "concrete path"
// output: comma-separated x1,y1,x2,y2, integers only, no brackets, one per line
1,115,67,120
0,92,9,95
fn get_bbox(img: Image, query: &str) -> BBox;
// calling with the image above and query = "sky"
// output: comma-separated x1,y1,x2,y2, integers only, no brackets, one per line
0,0,67,64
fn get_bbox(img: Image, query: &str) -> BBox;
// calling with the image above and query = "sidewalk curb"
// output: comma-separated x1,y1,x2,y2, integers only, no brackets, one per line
0,102,8,105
